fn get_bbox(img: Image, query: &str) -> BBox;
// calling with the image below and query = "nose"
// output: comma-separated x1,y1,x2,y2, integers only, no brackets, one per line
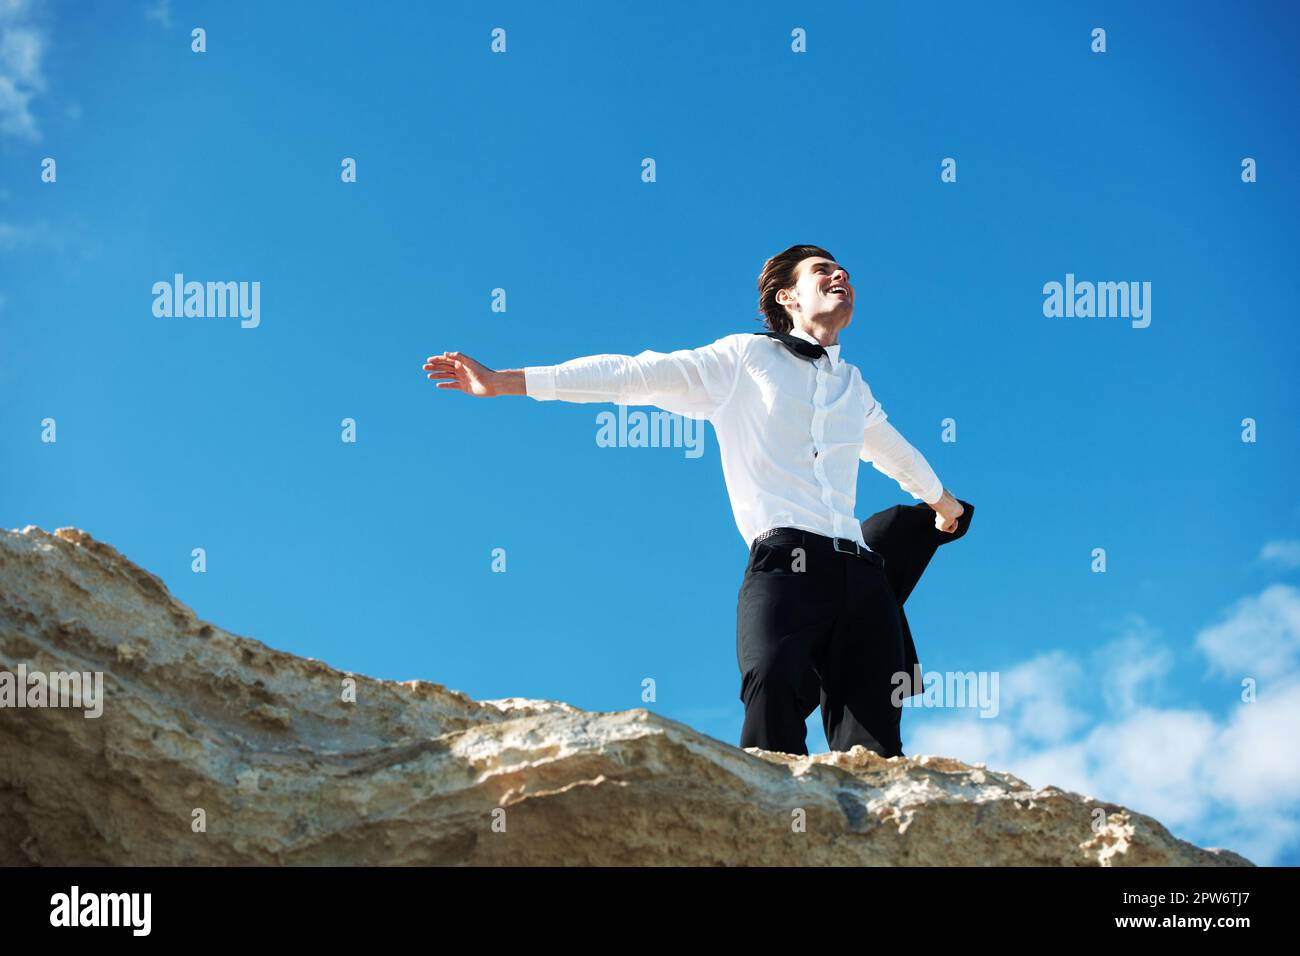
832,269,850,287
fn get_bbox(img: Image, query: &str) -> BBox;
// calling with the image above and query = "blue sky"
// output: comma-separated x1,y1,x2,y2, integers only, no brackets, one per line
3,0,1299,865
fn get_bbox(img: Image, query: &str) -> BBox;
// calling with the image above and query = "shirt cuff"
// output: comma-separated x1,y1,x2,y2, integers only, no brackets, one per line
920,474,945,505
523,366,556,401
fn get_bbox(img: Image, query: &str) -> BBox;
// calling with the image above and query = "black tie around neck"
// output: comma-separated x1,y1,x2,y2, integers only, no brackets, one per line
755,330,828,361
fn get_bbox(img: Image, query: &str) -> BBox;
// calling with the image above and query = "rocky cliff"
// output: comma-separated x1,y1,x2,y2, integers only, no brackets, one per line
0,526,1253,866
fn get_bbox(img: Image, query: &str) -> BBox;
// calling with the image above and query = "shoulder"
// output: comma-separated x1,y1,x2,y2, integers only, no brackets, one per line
707,331,762,358
849,363,886,419
844,361,868,393
847,363,877,396
739,329,789,356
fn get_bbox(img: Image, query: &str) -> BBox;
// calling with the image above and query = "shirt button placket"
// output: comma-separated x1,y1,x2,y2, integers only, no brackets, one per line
812,363,834,523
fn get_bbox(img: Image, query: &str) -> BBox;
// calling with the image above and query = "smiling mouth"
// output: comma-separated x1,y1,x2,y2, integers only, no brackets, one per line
826,285,849,297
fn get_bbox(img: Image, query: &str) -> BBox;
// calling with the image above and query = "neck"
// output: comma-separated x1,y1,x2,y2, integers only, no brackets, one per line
793,320,841,348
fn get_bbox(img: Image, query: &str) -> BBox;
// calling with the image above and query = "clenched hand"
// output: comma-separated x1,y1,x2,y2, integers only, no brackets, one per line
930,489,965,533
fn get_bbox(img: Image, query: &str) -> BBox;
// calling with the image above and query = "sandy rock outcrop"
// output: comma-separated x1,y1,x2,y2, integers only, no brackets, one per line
0,526,1253,866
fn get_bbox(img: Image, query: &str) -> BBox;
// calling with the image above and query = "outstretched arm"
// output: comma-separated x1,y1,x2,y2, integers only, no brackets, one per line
859,381,964,533
424,335,745,420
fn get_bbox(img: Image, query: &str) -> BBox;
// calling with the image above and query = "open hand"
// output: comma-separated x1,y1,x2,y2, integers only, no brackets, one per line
423,351,500,397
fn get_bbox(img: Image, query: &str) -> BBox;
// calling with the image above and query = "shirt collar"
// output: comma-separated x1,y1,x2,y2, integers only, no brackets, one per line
789,327,841,368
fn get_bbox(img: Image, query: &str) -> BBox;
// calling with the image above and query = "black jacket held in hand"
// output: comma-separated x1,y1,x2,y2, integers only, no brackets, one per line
796,498,975,718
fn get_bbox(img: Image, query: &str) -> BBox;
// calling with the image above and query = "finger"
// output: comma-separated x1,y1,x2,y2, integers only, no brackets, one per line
435,381,463,390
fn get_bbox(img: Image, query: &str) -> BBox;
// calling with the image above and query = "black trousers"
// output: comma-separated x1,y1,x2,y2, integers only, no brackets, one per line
735,527,907,757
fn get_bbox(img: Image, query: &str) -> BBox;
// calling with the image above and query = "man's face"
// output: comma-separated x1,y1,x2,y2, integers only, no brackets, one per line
778,256,854,330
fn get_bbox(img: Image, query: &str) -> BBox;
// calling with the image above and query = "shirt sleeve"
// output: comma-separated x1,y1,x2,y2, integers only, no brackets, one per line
859,379,945,505
522,333,745,421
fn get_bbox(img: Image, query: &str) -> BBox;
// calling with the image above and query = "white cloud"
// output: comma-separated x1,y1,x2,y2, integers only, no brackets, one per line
0,218,59,250
1260,539,1300,570
0,218,31,247
1195,583,1300,682
144,0,172,30
0,0,48,141
1212,678,1300,808
995,650,1090,743
907,585,1300,865
1096,614,1174,714
1080,707,1220,826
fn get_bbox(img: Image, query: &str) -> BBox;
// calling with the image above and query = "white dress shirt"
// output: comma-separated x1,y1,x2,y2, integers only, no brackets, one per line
523,327,945,550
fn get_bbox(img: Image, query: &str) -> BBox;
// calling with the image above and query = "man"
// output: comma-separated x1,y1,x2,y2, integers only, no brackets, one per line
422,244,965,758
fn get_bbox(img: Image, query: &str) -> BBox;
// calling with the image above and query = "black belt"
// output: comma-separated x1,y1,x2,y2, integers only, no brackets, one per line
753,526,877,561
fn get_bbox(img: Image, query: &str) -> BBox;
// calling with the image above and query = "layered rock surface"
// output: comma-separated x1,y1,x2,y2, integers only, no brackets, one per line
0,526,1253,866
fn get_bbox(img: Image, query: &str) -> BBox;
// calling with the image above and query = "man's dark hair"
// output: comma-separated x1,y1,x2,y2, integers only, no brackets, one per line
757,244,836,334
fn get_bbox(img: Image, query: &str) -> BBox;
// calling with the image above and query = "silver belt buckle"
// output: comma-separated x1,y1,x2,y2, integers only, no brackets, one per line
832,537,858,556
